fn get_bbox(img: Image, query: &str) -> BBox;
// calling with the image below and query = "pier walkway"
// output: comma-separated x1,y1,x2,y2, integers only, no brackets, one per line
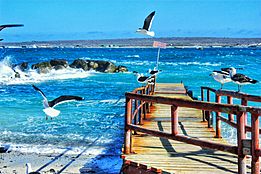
122,83,261,174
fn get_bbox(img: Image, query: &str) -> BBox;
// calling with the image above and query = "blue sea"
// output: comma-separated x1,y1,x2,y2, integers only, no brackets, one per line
0,47,260,172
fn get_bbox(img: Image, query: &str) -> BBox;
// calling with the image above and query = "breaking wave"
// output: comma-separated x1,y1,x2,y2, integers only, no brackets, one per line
0,56,92,85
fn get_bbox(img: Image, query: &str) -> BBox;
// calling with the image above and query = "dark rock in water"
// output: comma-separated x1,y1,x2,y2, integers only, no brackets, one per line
15,62,28,71
88,61,99,69
54,65,66,70
116,65,128,72
50,59,68,68
70,59,90,71
30,58,128,74
95,60,117,73
31,61,52,74
14,72,20,78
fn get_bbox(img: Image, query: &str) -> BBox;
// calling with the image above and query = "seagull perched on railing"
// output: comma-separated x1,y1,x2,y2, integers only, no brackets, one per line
133,71,153,85
32,85,84,119
210,70,231,89
228,67,258,92
136,11,155,37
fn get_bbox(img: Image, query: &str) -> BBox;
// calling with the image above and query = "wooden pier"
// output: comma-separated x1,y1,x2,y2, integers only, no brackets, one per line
121,83,261,174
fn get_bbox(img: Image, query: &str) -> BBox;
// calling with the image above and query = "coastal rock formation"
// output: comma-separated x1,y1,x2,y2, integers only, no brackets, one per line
31,61,52,74
14,62,28,71
50,59,68,68
116,65,128,72
12,58,128,75
70,59,128,73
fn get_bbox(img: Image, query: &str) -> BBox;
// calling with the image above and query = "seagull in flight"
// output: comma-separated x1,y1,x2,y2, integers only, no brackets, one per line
136,11,155,37
0,24,24,41
228,67,258,92
32,85,84,119
0,24,24,31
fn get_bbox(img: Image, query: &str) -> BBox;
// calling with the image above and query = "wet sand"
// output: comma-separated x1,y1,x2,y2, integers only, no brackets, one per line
0,150,122,174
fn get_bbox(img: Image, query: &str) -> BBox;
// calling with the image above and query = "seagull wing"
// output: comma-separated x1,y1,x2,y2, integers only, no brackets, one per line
142,11,155,31
138,76,149,82
213,70,229,75
232,73,255,83
32,85,48,102
0,24,24,31
48,95,84,108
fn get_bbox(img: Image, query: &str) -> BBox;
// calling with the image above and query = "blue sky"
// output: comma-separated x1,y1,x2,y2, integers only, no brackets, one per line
0,0,261,41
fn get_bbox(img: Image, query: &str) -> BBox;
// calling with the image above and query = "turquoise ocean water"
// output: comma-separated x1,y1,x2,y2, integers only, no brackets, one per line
0,47,260,172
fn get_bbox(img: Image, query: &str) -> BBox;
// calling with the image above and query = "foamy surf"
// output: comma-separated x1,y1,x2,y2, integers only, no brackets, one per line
0,56,93,85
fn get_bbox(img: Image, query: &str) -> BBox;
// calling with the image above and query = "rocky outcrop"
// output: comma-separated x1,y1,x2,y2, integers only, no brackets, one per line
31,59,69,73
116,65,128,72
31,61,52,74
50,59,68,68
69,59,90,71
24,59,128,73
69,59,128,73
12,59,127,77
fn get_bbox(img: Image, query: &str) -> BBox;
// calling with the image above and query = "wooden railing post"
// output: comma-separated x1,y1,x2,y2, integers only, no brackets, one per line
124,97,132,154
201,88,206,122
241,98,248,129
134,99,138,125
227,96,234,122
171,105,179,135
251,113,260,174
237,111,246,174
215,95,222,138
142,88,147,120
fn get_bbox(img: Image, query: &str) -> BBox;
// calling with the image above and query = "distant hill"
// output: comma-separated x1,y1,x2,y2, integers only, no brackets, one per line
1,37,261,48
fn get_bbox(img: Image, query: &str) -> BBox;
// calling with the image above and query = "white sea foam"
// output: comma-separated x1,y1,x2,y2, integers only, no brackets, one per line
125,55,140,58
2,143,105,155
0,56,93,85
163,61,221,66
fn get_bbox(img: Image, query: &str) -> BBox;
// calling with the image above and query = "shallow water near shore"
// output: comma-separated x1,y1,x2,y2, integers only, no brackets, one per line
0,47,260,173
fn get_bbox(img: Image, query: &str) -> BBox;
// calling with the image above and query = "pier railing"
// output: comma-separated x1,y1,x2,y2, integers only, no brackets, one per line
124,86,261,174
201,87,261,136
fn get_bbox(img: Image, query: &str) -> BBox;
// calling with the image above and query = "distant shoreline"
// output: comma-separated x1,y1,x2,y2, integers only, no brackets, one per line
1,37,261,49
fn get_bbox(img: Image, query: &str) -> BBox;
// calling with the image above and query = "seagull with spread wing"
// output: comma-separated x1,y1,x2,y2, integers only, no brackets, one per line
0,24,24,41
32,85,84,119
136,11,155,37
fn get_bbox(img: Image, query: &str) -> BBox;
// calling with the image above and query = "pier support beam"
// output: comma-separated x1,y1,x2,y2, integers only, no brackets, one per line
124,98,132,154
251,113,260,174
215,95,222,138
237,112,246,174
227,96,234,122
171,105,178,135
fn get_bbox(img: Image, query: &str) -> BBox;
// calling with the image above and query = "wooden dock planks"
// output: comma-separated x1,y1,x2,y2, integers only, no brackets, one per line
122,83,252,174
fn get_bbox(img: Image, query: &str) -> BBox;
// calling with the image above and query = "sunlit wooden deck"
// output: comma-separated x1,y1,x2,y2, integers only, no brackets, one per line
122,83,252,174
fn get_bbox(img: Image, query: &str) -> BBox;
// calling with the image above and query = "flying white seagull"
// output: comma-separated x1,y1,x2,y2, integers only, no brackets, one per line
228,67,258,92
136,11,155,37
32,85,84,119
